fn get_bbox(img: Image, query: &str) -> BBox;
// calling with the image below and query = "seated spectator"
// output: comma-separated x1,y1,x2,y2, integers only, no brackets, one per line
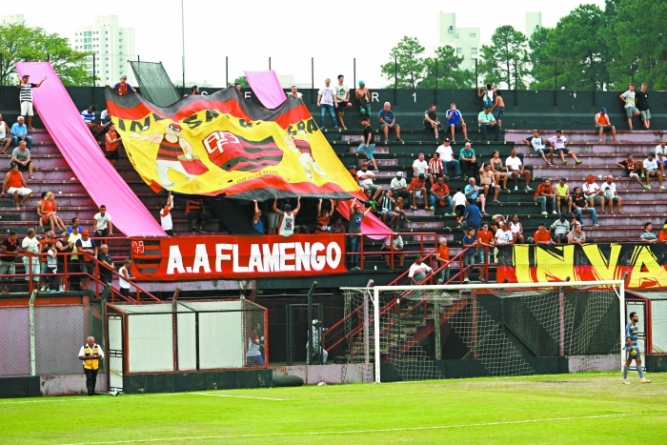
315,199,335,233
356,116,378,170
464,178,487,216
412,153,430,180
317,78,338,130
81,106,96,127
551,214,571,244
452,187,467,227
160,191,174,236
252,200,264,234
445,103,470,144
76,229,97,289
533,223,554,245
1,231,20,294
428,153,444,184
571,187,600,227
459,142,478,180
583,175,605,214
533,178,556,216
522,129,554,166
435,139,462,178
357,163,383,202
430,176,453,213
40,191,66,232
555,177,572,215
379,190,398,225
100,109,111,125
355,80,371,116
390,172,410,205
489,214,507,235
105,124,122,166
600,176,622,214
393,196,409,222
2,163,32,207
594,107,618,143
10,141,34,180
658,219,667,244
382,234,406,269
67,217,85,234
489,151,508,189
567,222,586,245
479,163,500,203
108,74,136,95
434,237,450,284
506,149,532,191
477,106,500,141
0,113,11,154
510,214,525,244
641,222,657,244
185,198,209,233
547,130,582,165
330,217,346,234
463,196,482,231
617,153,645,188
334,75,353,129
643,152,664,190
655,139,667,176
408,174,429,210
10,116,32,150
462,227,477,283
495,221,514,247
378,102,402,143
409,256,433,285
96,244,114,285
423,104,443,142
93,204,114,237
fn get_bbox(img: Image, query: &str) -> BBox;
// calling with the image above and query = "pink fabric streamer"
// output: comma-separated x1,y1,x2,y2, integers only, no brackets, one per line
244,70,287,109
336,200,393,241
16,62,166,237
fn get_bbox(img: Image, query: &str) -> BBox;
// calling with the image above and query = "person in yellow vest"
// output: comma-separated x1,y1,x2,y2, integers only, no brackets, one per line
78,336,104,396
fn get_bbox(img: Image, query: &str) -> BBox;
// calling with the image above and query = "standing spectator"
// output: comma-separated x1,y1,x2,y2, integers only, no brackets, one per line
246,323,265,367
39,232,57,292
547,130,582,165
273,197,301,237
643,152,664,190
423,104,442,142
489,151,508,189
357,163,383,202
378,102,402,143
355,80,371,116
315,199,335,233
463,178,488,217
479,163,501,203
444,103,469,144
379,190,398,226
93,205,114,238
2,163,33,207
409,256,433,285
533,178,557,216
317,78,338,130
435,139,462,178
463,196,483,230
510,214,525,244
594,108,618,143
476,223,495,283
478,83,496,108
335,75,353,130
76,230,97,289
22,229,41,286
97,244,114,285
619,83,641,129
412,153,430,180
600,176,623,214
550,214,571,244
160,191,174,236
390,172,410,205
0,113,11,154
356,116,378,170
104,124,122,166
10,141,34,180
505,149,532,191
1,232,20,294
382,234,406,269
654,139,667,176
287,85,302,100
68,217,85,234
658,219,667,244
18,74,46,131
492,90,505,127
555,177,572,215
118,259,135,297
635,83,651,129
477,106,500,141
306,320,328,365
640,222,657,244
347,201,372,270
428,153,444,184
617,153,645,188
10,116,33,150
56,231,74,292
81,106,96,127
41,191,66,232
108,74,136,96
185,198,208,233
78,336,104,396
434,237,450,284
462,227,477,283
459,142,478,180
408,174,429,210
100,109,110,125
252,200,264,234
534,223,554,245
430,176,453,213
571,187,600,227
68,226,82,290
567,222,586,245
452,187,467,226
234,82,242,92
522,130,554,166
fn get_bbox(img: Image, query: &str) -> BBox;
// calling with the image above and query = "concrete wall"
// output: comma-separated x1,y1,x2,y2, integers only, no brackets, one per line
272,363,373,385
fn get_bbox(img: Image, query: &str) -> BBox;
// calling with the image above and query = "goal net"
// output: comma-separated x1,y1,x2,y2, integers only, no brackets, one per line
342,280,625,383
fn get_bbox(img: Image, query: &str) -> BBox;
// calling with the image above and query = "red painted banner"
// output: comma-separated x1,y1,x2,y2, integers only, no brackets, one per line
130,234,347,281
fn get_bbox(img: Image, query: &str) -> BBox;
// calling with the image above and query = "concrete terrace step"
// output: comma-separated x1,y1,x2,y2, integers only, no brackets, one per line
504,129,663,144
514,144,660,157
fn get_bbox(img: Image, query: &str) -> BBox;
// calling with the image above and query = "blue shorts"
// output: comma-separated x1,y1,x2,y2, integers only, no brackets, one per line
626,350,642,362
357,143,375,159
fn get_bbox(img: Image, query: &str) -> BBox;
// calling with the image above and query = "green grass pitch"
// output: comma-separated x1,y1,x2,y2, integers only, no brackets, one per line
1,373,665,445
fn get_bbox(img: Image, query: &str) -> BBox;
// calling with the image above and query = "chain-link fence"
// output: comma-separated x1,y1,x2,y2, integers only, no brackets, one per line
0,301,104,378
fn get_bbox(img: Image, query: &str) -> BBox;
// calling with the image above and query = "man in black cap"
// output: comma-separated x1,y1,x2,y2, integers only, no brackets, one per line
594,107,618,143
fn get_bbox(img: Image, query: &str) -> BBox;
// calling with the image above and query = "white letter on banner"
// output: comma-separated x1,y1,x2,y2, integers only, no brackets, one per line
233,244,249,273
215,244,233,272
279,243,296,272
167,245,186,275
295,242,311,271
248,244,264,273
263,244,280,272
327,242,342,269
192,244,211,273
311,242,325,271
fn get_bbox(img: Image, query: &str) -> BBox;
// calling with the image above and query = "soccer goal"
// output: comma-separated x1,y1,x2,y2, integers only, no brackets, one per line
342,280,626,383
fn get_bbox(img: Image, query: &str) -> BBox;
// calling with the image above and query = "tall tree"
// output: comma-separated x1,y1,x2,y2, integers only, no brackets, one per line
419,45,475,89
229,76,249,87
381,36,426,88
528,27,555,89
479,25,529,90
0,22,90,86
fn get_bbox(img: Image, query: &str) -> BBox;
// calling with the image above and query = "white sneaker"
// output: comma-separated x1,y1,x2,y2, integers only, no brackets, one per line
641,378,652,384
463,277,470,283
59,285,65,292
646,185,651,189
39,286,47,292
552,211,558,215
623,380,630,385
541,211,548,216
660,186,665,190
513,186,518,191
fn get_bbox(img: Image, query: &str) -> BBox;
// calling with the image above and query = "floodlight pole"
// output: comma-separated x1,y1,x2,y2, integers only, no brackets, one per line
181,0,186,96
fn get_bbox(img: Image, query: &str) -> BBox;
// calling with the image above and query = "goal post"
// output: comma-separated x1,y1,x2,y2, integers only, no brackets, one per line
345,280,626,384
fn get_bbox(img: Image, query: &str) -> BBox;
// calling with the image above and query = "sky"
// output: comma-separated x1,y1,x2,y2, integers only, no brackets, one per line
4,0,607,88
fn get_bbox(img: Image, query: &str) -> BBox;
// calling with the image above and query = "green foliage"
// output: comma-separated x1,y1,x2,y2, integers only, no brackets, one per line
381,36,426,89
0,22,91,86
420,45,475,89
479,25,529,90
229,75,249,88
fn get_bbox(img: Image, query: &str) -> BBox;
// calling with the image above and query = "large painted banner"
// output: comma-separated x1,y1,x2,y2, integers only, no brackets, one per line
105,89,361,200
496,243,667,289
130,234,346,281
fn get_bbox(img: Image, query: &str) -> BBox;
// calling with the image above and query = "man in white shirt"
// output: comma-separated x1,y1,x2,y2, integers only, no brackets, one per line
550,214,571,244
643,152,664,189
654,139,667,176
582,175,605,214
505,149,532,191
600,175,623,214
390,171,410,204
382,234,406,269
435,139,462,178
357,163,383,201
317,78,338,130
78,336,104,396
547,130,583,165
412,153,429,179
619,83,641,130
495,222,514,246
408,257,433,285
452,187,467,225
93,205,113,238
21,228,40,284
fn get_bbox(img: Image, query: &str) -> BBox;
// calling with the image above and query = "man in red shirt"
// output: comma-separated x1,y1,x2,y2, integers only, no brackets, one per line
408,174,430,210
594,108,618,143
2,163,33,207
105,124,122,166
434,237,450,284
533,223,554,244
476,222,495,283
1,231,20,293
429,176,452,212
533,178,557,216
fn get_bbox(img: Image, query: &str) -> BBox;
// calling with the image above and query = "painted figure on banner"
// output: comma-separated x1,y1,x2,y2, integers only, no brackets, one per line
284,132,328,181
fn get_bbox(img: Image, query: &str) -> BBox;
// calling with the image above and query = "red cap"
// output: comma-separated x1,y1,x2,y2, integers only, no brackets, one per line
81,229,89,235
